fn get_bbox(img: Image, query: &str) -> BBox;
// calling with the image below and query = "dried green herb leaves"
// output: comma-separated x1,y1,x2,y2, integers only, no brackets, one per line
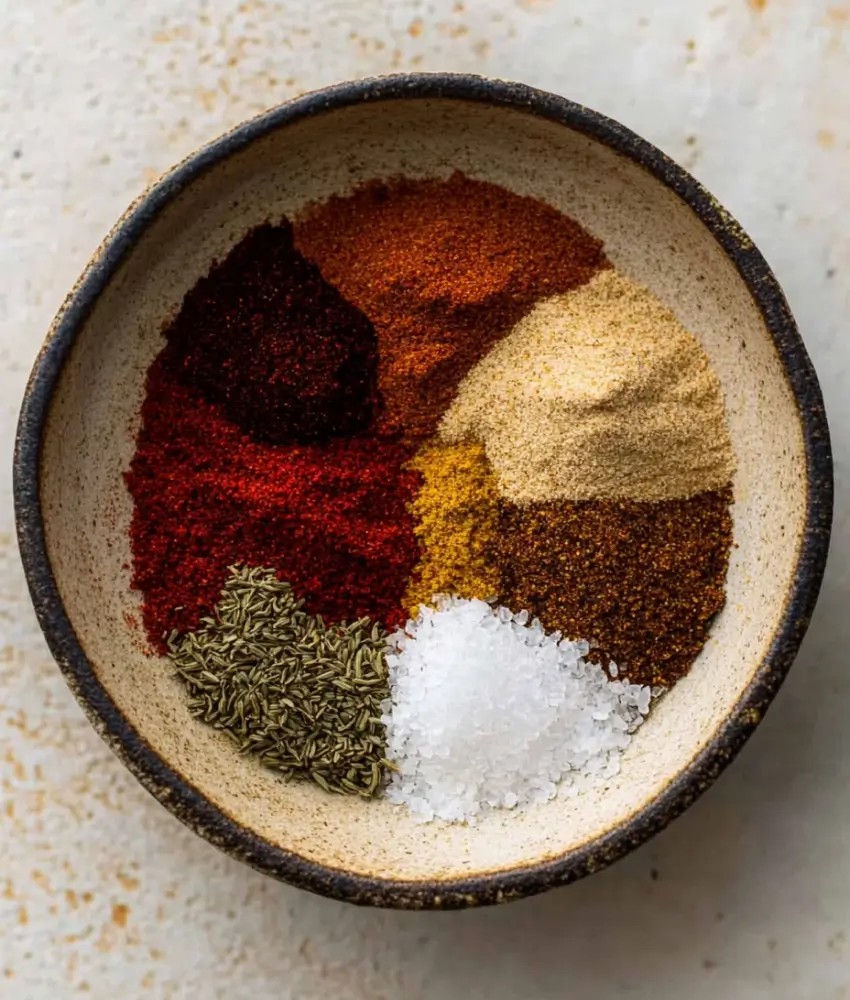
167,565,391,797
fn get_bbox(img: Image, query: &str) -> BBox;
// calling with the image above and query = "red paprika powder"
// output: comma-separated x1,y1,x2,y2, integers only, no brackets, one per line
127,353,419,647
126,223,419,649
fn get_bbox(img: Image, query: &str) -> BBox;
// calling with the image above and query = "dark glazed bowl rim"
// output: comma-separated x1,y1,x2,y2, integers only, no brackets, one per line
13,73,833,909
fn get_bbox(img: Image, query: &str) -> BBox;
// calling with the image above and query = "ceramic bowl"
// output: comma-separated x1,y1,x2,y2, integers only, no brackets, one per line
14,74,832,909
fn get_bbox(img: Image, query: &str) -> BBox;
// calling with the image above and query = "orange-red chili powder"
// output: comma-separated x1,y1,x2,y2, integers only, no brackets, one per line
294,172,609,442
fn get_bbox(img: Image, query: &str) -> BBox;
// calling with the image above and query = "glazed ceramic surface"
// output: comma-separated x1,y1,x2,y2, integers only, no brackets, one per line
15,76,831,907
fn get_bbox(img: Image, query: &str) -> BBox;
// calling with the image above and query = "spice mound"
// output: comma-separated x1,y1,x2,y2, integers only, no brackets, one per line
382,597,650,823
126,344,419,646
440,270,736,503
126,171,736,821
167,222,381,445
498,488,734,688
169,566,391,797
404,440,501,613
294,172,608,442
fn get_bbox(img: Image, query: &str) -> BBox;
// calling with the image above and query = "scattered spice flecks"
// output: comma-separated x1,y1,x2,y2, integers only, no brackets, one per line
497,488,734,687
404,440,501,613
168,566,390,796
294,172,609,442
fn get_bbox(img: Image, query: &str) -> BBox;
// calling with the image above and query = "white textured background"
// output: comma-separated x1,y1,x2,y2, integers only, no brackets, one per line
1,1,849,996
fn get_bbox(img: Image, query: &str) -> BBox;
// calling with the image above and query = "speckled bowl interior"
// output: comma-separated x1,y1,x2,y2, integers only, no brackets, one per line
17,77,830,907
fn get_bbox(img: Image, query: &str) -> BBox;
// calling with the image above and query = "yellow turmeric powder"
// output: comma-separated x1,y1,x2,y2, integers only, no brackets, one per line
405,440,501,612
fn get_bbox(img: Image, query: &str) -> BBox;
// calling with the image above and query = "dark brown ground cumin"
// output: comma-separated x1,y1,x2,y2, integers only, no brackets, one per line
497,488,734,687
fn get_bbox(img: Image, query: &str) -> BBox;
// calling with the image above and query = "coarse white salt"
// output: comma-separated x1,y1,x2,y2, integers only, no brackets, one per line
382,596,651,824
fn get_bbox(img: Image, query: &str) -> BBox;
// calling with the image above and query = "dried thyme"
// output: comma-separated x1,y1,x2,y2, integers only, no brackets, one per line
167,565,391,797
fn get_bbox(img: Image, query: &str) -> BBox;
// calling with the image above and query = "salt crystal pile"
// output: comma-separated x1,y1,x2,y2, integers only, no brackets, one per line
382,596,651,823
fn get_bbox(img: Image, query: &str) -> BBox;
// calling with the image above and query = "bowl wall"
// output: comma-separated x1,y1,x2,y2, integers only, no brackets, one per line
30,87,814,895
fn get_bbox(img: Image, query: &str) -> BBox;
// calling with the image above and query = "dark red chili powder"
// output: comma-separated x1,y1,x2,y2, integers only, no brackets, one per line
167,221,381,445
126,352,419,648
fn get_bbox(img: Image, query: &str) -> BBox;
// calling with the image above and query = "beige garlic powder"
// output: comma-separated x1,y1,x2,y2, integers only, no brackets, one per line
439,269,735,503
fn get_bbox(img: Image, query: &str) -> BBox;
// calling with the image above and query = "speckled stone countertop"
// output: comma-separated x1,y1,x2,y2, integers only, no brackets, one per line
1,1,849,996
